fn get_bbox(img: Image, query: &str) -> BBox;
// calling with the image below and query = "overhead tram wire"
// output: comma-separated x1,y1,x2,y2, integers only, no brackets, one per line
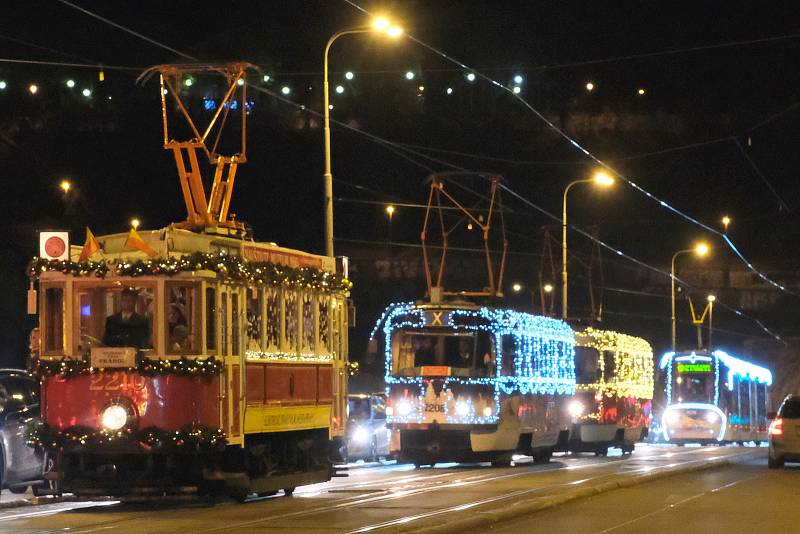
60,1,787,344
731,137,790,212
343,0,800,301
0,58,140,71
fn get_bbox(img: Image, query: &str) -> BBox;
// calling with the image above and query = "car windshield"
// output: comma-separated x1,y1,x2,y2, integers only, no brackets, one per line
390,331,495,377
781,400,800,419
0,376,34,409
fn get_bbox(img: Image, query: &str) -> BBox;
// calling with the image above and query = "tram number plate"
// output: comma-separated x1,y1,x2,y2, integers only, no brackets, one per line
424,403,445,413
90,372,146,392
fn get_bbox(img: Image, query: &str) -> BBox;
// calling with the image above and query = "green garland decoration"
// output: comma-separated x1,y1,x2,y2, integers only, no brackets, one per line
33,355,223,379
27,421,227,452
28,251,352,294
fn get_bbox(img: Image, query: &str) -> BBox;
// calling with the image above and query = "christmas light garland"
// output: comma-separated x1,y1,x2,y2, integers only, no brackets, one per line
28,251,352,294
33,355,223,379
27,421,226,452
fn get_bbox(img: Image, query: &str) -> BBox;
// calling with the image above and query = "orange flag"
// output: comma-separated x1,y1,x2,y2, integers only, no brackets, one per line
79,227,102,261
124,228,157,257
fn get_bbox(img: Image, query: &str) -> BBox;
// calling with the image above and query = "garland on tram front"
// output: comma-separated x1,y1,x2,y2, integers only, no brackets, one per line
26,421,227,452
27,251,353,294
33,355,223,379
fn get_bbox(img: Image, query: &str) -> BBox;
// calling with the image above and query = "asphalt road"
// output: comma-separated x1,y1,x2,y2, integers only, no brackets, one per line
489,455,790,534
0,444,762,533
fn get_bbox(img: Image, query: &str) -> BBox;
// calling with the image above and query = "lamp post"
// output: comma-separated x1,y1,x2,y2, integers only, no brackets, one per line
707,294,716,350
562,170,614,320
323,18,403,257
671,242,709,351
385,204,395,244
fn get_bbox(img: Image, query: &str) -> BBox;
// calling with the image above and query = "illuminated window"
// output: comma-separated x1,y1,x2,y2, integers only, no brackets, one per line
220,293,228,356
247,287,263,351
73,284,154,352
265,287,280,350
284,291,298,352
319,297,331,353
302,293,314,351
575,346,600,384
205,287,216,351
231,293,240,355
43,286,64,354
500,335,517,376
602,350,616,381
166,283,198,354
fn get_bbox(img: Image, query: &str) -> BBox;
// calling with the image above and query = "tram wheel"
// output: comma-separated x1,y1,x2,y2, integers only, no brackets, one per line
284,487,295,497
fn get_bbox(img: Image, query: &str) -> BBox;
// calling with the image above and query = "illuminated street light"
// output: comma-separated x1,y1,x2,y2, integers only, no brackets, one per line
405,71,415,80
66,79,76,88
82,88,92,97
0,81,6,90
237,78,245,86
637,88,646,95
707,294,716,349
28,84,39,95
466,72,476,82
670,242,711,350
385,205,395,217
585,82,594,92
345,71,355,80
562,171,615,319
722,215,731,233
263,74,271,82
543,283,554,293
323,17,404,257
514,74,524,85
130,218,140,230
281,86,291,95
60,180,72,194
418,85,425,92
512,283,522,293
184,78,193,87
512,86,521,94
335,85,344,94
707,294,716,303
446,87,454,95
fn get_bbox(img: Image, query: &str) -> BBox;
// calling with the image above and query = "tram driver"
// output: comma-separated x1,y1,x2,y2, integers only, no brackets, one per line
103,288,150,348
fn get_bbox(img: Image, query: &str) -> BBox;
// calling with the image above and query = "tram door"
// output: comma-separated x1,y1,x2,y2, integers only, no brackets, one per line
216,285,245,445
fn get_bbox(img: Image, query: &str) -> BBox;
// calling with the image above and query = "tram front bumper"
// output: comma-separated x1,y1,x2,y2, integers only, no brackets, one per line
662,404,726,442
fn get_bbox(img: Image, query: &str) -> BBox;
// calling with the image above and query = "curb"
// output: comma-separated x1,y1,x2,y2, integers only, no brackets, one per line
405,449,764,534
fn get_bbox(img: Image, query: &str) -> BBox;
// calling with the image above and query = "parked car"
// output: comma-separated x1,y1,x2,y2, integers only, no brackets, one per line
0,369,45,493
768,394,800,469
346,393,391,462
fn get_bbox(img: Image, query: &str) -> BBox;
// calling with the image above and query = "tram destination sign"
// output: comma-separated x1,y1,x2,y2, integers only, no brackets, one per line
91,347,137,368
677,363,712,373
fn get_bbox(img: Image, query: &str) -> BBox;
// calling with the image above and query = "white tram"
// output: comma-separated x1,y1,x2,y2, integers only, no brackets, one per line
659,350,772,444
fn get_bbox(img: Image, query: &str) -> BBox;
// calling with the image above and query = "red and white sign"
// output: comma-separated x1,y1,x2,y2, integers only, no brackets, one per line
39,231,70,260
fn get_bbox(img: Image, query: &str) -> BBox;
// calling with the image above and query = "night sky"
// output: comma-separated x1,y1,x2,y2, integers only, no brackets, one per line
1,1,799,366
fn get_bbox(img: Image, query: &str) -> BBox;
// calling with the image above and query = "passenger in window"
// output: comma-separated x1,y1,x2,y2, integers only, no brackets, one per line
103,288,150,348
456,338,472,367
169,301,191,351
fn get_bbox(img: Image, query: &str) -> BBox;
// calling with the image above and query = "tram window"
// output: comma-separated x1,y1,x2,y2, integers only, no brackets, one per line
284,291,298,352
74,285,153,351
348,398,370,420
372,397,386,419
602,350,616,381
205,287,216,351
166,284,198,354
220,293,228,356
500,335,516,376
265,288,280,350
246,288,263,351
392,332,495,376
302,293,315,352
43,286,64,353
574,347,600,384
231,293,240,355
319,297,331,353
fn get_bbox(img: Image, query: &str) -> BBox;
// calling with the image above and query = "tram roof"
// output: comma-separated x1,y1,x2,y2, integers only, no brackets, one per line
659,349,773,385
68,225,336,273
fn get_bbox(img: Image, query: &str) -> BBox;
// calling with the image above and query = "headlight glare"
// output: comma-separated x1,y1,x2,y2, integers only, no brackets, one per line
568,400,584,417
100,403,129,431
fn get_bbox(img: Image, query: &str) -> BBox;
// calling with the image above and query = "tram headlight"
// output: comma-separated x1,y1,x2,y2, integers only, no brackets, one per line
568,401,584,418
100,403,130,431
352,426,370,443
385,406,394,416
396,400,413,416
455,401,469,417
666,411,680,425
483,406,493,418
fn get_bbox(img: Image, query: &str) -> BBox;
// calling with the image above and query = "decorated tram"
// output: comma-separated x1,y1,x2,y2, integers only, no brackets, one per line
375,301,576,466
659,350,772,444
27,63,351,497
565,327,654,455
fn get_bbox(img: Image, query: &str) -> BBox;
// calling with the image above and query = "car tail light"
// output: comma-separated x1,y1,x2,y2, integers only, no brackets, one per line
769,418,783,436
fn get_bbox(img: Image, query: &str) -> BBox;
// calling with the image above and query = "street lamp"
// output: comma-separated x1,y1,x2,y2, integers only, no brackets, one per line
323,17,403,258
512,282,522,293
59,180,72,195
722,215,731,233
386,205,395,244
671,242,710,350
561,170,615,320
130,218,140,230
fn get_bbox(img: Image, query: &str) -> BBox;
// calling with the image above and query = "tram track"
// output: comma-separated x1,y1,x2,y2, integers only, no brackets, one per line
0,445,756,533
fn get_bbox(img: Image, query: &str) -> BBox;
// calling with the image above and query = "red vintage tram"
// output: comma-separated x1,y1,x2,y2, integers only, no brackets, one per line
27,63,351,498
